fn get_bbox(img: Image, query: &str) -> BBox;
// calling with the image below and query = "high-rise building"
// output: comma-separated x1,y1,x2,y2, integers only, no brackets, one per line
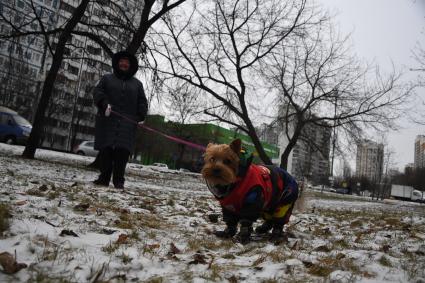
276,105,331,184
414,135,425,169
0,0,141,150
355,140,384,182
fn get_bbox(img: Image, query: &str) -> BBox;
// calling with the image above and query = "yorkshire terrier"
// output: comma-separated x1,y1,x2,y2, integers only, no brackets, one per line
202,139,299,244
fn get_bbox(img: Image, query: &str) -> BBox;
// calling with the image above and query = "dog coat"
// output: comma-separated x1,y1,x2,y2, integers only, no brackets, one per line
218,164,286,214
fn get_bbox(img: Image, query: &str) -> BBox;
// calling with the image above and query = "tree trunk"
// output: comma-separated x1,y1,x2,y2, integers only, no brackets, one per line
22,0,90,159
279,125,303,170
126,0,154,55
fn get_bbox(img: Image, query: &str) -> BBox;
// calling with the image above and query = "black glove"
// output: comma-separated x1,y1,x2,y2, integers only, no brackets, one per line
236,220,253,244
214,225,237,238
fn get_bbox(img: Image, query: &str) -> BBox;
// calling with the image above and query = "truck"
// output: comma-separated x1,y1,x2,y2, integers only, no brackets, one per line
390,184,424,202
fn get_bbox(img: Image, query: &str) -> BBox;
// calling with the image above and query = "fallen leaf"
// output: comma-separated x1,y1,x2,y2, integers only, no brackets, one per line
208,214,219,223
302,260,314,268
314,245,331,252
189,253,207,264
291,240,300,250
146,243,160,249
15,200,27,206
59,230,79,237
73,203,90,211
102,228,117,235
119,208,130,214
0,252,27,274
169,243,181,255
116,234,128,245
227,275,238,283
381,244,391,253
38,184,48,192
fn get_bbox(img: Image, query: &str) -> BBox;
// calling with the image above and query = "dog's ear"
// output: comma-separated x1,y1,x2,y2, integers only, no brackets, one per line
229,139,241,155
206,143,214,149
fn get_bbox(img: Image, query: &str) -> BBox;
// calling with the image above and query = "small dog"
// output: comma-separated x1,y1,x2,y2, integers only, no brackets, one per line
202,139,299,244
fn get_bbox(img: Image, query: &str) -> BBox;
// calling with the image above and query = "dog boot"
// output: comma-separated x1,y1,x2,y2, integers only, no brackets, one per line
214,225,237,238
237,220,253,244
270,225,287,244
255,221,273,234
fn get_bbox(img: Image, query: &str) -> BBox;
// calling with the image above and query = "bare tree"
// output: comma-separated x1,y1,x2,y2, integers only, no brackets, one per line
162,80,202,125
19,0,91,158
1,0,186,159
260,19,414,169
149,0,317,164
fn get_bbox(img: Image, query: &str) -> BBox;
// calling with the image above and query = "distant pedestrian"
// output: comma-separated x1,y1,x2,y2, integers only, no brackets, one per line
92,51,148,189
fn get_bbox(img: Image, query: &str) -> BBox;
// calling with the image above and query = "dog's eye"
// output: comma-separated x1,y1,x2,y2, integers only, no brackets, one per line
210,157,215,162
223,159,231,165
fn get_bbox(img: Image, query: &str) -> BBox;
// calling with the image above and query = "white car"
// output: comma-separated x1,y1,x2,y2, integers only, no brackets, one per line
73,141,98,157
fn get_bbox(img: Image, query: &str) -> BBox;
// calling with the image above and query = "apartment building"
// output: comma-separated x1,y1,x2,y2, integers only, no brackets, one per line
276,105,332,184
355,139,384,182
414,135,425,169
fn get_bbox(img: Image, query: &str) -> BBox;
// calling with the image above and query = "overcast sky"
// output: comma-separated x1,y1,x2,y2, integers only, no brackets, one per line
316,0,425,171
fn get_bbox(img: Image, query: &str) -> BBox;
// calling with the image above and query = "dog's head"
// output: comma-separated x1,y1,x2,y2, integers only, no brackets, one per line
201,139,241,187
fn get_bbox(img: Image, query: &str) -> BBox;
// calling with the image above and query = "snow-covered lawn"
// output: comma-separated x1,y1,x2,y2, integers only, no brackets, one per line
0,143,424,283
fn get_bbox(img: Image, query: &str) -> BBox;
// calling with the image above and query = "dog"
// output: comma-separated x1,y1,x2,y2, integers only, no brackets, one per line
202,139,299,244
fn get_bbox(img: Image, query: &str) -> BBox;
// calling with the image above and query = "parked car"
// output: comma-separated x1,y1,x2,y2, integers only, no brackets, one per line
336,188,349,194
73,141,98,157
0,106,32,145
151,163,169,169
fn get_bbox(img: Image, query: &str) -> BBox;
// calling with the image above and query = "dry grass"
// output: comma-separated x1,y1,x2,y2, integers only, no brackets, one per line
0,203,11,235
186,234,234,251
379,255,392,267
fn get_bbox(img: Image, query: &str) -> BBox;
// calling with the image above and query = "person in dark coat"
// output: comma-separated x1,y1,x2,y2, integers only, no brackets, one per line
92,51,148,189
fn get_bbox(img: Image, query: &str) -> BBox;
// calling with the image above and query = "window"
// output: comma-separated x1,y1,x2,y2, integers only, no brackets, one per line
0,113,13,125
16,0,25,9
68,65,79,75
60,2,75,13
14,14,22,23
24,51,32,60
87,45,101,55
52,0,59,8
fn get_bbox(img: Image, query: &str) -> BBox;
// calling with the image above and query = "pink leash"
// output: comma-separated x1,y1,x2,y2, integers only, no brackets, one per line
110,110,207,151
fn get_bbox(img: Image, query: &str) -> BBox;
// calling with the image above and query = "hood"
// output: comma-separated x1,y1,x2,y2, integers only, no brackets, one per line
112,51,138,80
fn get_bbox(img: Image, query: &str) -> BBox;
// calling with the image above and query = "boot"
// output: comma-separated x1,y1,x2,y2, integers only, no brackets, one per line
93,178,109,187
214,225,237,238
236,220,253,244
255,221,273,234
270,224,287,244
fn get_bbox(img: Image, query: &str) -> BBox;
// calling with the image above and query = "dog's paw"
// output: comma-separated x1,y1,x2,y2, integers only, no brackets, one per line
236,233,251,245
214,230,233,238
213,226,237,238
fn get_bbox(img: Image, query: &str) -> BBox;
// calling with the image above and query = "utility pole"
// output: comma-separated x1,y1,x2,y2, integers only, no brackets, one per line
329,89,338,187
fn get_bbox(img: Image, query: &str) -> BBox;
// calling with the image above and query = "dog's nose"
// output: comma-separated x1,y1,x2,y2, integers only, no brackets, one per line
213,168,221,176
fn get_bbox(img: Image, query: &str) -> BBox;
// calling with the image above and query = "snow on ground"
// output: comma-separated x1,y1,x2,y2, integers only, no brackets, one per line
0,143,424,283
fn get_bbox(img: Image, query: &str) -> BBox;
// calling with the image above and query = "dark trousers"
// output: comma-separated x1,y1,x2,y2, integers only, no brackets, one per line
98,147,130,186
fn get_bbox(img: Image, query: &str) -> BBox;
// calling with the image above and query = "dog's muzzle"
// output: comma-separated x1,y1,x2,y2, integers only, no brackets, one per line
205,180,233,198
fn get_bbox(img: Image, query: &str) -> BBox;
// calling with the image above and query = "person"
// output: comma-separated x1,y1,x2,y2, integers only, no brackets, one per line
92,51,148,189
